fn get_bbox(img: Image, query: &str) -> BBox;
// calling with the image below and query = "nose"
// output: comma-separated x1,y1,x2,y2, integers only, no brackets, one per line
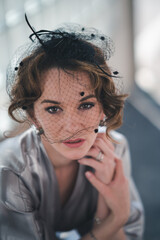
64,112,83,133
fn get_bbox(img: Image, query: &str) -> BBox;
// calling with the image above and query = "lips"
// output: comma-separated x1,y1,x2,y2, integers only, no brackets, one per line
63,138,85,148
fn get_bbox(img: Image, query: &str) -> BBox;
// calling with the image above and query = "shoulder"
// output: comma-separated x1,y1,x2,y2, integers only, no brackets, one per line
0,128,40,211
0,128,39,173
99,127,129,155
110,130,129,155
111,131,131,178
110,130,128,144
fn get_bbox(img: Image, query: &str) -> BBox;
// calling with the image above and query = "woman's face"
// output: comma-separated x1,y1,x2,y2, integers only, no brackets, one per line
34,68,103,160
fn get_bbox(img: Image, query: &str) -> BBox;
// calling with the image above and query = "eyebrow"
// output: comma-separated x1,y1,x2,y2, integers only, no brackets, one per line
41,100,60,104
79,94,96,102
41,94,96,104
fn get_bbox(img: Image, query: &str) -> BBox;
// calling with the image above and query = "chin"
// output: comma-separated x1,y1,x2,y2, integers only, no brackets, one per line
63,148,89,160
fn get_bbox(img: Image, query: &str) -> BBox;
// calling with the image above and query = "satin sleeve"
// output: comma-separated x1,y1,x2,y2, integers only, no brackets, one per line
115,135,145,240
0,168,51,240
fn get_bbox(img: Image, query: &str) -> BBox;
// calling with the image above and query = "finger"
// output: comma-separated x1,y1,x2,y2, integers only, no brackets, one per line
113,158,125,181
85,171,110,197
78,157,102,170
96,133,115,151
87,145,100,157
86,146,102,161
94,137,114,159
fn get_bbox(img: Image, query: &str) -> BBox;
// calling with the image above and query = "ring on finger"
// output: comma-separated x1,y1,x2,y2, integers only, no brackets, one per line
96,151,104,161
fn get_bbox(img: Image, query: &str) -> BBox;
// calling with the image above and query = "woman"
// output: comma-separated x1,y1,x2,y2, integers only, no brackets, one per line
0,17,144,239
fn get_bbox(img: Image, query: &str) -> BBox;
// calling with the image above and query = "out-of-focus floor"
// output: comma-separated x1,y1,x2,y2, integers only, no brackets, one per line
118,95,160,240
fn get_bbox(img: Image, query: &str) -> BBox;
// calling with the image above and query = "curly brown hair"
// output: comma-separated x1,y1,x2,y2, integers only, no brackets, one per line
8,39,127,138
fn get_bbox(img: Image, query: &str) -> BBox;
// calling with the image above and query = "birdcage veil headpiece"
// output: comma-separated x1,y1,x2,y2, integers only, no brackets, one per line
6,15,124,143
6,15,119,97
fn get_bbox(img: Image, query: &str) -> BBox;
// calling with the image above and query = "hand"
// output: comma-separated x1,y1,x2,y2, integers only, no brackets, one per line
85,158,130,227
78,133,126,222
78,133,116,184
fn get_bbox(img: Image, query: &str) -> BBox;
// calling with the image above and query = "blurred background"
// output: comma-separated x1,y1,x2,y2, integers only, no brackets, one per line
0,0,160,239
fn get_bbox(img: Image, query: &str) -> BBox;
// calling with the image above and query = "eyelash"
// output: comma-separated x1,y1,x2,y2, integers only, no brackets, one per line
78,102,95,110
45,106,63,114
45,102,95,114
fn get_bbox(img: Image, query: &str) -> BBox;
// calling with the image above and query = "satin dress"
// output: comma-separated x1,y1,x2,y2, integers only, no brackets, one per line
0,128,144,239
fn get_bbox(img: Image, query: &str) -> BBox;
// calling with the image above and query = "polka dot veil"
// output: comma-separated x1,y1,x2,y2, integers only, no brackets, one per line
6,15,124,143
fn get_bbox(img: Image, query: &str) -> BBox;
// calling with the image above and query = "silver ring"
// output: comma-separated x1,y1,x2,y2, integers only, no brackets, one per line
96,151,104,161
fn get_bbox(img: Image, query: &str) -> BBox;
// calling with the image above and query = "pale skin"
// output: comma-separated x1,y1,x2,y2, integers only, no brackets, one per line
33,68,130,239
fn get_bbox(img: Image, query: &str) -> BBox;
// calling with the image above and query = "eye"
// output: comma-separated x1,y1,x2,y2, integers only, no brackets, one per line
78,102,95,110
45,106,63,114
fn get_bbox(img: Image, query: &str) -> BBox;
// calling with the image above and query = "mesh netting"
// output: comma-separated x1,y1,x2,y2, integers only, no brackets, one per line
34,69,102,143
6,16,125,143
6,21,115,99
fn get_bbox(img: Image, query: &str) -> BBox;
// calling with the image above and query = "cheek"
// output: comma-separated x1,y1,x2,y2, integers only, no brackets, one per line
34,104,50,127
88,132,97,146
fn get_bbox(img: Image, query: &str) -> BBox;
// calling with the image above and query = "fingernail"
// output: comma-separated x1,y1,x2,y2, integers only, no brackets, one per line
85,171,92,178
